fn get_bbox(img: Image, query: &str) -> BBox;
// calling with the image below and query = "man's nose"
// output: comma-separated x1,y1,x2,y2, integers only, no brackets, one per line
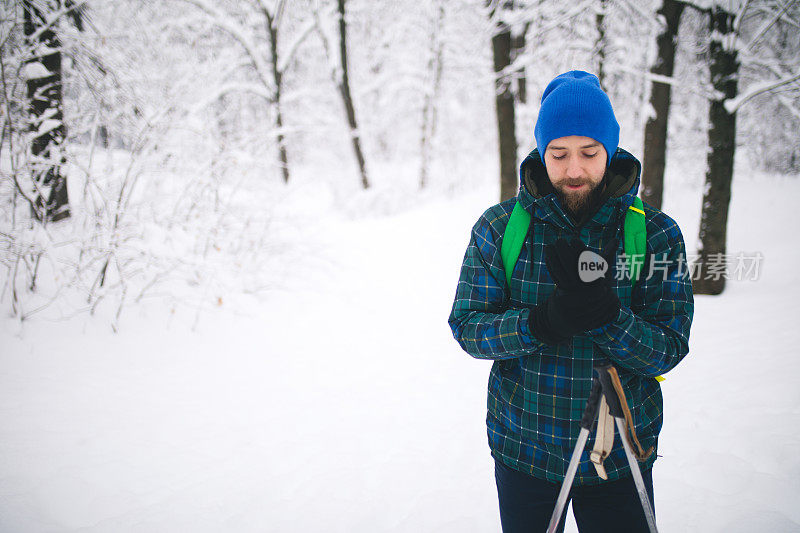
566,156,583,178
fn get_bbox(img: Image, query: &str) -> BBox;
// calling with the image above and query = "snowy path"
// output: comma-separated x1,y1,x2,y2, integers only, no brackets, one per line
2,178,799,532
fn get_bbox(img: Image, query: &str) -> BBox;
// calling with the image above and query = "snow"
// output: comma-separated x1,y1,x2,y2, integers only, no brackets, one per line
22,62,52,80
2,165,799,532
35,118,63,138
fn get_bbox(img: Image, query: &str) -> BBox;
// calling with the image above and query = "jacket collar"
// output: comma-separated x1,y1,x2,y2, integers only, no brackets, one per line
517,148,642,232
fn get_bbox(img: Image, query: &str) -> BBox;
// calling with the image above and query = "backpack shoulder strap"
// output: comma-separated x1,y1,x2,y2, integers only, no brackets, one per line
500,201,531,286
624,198,664,382
624,197,647,284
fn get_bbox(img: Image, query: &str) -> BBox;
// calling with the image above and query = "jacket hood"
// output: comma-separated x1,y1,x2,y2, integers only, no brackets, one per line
517,148,641,231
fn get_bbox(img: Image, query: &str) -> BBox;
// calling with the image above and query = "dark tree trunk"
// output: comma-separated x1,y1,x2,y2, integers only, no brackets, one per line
98,125,109,148
511,22,530,104
694,6,738,295
337,0,369,189
489,3,518,202
595,0,607,88
23,0,70,222
265,11,290,184
641,0,685,210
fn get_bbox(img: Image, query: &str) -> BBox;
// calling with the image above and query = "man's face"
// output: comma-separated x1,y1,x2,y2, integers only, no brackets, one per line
543,135,607,218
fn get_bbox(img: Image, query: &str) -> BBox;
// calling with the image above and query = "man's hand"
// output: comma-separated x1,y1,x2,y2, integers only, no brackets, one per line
528,237,621,344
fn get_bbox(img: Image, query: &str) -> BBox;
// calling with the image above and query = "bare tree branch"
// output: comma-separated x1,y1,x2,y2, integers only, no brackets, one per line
179,0,273,92
726,70,800,112
743,0,798,51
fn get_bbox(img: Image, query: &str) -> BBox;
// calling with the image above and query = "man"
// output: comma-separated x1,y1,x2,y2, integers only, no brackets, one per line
448,71,693,532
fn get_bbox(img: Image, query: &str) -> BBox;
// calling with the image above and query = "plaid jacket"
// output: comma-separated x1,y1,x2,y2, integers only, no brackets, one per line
448,149,694,485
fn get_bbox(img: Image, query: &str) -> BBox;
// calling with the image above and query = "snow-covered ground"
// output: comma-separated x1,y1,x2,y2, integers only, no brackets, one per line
1,166,799,532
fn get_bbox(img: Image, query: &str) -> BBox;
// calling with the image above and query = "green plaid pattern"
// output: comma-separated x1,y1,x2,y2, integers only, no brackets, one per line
448,149,694,485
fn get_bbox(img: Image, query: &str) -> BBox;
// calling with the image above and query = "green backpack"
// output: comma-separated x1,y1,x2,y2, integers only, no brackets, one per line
500,196,647,286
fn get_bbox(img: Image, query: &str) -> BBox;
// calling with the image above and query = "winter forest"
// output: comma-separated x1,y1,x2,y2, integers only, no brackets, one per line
2,0,800,531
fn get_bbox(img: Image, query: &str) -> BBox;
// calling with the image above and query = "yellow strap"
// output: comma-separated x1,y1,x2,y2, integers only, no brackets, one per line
628,205,645,215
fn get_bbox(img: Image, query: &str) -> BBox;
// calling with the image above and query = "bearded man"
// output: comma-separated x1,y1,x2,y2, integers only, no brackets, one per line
448,71,694,532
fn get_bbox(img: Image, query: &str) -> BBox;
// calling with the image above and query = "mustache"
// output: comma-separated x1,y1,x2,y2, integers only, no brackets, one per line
559,179,591,188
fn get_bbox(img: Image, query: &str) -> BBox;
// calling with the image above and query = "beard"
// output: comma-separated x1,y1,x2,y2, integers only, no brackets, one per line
553,171,607,219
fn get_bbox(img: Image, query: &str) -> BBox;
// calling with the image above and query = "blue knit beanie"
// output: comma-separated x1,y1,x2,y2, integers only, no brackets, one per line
534,71,619,165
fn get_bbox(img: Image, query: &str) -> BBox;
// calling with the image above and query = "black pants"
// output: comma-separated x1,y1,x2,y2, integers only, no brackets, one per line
494,459,655,533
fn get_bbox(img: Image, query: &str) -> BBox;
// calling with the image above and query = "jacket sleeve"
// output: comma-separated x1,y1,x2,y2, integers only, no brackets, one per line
448,208,546,360
588,213,694,377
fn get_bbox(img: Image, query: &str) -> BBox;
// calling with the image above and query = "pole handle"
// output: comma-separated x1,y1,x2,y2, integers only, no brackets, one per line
579,377,603,430
594,363,624,418
595,363,655,461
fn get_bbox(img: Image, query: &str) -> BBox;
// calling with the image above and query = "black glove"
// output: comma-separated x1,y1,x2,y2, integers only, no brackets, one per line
528,285,621,344
528,297,570,345
528,237,621,344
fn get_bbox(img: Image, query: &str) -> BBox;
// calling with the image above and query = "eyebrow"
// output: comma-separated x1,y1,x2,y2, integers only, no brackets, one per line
549,142,600,150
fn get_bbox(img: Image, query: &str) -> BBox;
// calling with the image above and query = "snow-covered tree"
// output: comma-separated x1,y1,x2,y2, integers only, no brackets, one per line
312,0,370,189
419,0,446,189
179,0,316,184
1,0,84,223
691,0,800,295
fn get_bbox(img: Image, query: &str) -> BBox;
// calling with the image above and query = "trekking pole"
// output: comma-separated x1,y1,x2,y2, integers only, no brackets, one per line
546,377,603,533
595,364,658,533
